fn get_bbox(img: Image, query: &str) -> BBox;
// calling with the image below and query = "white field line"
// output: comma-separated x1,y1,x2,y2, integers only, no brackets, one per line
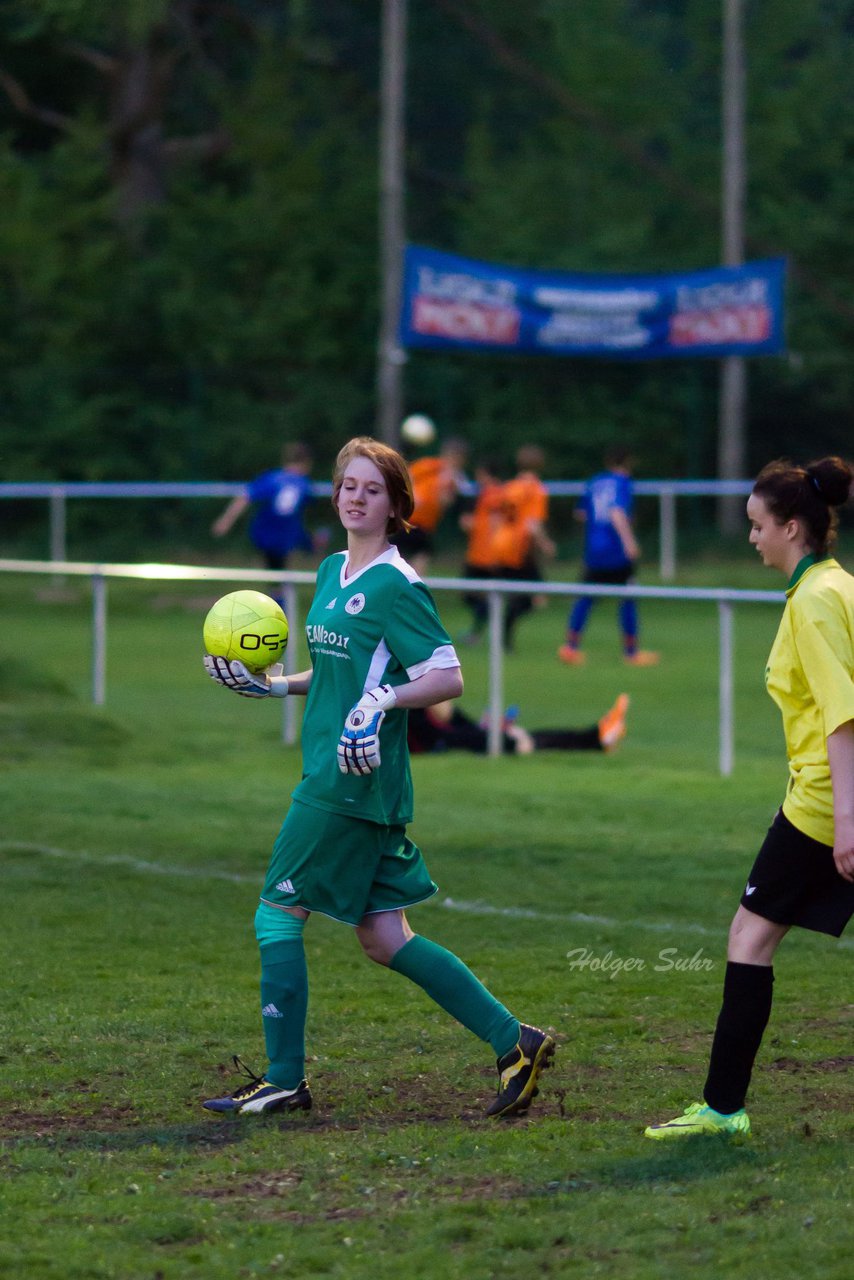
3,841,851,950
0,841,253,883
440,896,722,937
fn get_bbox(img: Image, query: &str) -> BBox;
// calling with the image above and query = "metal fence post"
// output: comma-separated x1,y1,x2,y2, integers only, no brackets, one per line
92,573,107,705
50,488,67,581
718,600,734,776
660,487,676,581
486,591,505,757
281,582,299,745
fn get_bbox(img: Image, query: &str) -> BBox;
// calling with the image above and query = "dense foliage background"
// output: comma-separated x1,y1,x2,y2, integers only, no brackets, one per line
0,0,852,497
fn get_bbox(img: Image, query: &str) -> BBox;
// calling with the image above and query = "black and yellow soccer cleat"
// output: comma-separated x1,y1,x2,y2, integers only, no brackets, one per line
486,1023,556,1118
202,1056,312,1115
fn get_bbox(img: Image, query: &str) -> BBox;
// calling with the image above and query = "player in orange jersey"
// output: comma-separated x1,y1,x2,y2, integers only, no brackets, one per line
459,463,505,643
395,438,468,573
490,445,556,649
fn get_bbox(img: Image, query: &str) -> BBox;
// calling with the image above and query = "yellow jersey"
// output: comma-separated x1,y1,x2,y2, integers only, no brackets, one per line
765,557,854,845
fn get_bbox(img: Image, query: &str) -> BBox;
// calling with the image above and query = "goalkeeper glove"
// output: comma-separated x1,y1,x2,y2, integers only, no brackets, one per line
203,655,289,698
337,684,397,775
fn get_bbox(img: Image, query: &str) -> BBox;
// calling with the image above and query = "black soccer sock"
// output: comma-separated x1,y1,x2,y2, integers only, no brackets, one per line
702,961,774,1115
531,727,601,752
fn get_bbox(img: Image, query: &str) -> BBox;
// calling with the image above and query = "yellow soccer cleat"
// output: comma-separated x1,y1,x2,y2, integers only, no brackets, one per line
644,1100,751,1141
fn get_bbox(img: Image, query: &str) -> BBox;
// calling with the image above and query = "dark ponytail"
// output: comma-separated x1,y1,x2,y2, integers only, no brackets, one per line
805,457,853,509
753,456,853,556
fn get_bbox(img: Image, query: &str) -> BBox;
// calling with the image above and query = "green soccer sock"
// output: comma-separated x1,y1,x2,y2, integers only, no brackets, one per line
389,934,519,1058
259,939,309,1090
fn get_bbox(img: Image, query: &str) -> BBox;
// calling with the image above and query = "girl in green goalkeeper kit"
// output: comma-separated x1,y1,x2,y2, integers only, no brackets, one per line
645,455,854,1141
202,436,555,1118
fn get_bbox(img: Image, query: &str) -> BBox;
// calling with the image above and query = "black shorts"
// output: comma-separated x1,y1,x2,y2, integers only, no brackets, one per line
583,564,634,586
740,808,854,937
394,527,433,559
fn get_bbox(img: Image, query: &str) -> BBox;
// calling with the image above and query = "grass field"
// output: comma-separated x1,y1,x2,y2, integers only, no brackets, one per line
0,561,851,1279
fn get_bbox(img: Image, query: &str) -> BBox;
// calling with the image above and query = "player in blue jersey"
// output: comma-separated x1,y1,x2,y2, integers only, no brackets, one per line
212,441,319,569
558,447,659,667
202,436,556,1120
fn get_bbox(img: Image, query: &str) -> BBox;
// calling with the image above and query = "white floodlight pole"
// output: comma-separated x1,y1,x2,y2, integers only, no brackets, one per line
718,0,747,535
377,0,408,446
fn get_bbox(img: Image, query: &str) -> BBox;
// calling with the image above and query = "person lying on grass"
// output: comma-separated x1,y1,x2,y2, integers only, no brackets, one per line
407,694,629,756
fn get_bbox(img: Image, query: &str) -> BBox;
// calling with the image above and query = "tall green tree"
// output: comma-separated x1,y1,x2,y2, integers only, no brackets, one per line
0,1,380,484
0,0,851,513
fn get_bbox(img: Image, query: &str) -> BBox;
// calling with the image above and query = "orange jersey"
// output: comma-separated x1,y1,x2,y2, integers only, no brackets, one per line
464,481,505,569
490,474,549,570
502,474,548,526
408,456,457,533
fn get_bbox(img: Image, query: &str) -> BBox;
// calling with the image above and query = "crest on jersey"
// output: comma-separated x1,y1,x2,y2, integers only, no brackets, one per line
345,593,366,615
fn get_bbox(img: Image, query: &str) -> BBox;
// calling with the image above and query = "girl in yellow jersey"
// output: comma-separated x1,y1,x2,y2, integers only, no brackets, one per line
646,455,854,1141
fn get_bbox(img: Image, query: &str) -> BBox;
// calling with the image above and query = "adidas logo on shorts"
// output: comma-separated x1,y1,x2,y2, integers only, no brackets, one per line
276,878,295,894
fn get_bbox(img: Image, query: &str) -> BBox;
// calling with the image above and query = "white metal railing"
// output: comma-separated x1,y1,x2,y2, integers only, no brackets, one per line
0,557,783,775
0,479,754,580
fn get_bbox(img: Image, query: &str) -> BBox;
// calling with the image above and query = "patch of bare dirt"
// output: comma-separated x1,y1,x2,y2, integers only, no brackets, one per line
768,1055,853,1074
193,1173,302,1200
187,1169,532,1225
0,1104,137,1137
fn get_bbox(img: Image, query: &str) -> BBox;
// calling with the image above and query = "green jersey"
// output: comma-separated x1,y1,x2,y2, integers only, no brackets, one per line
293,547,460,825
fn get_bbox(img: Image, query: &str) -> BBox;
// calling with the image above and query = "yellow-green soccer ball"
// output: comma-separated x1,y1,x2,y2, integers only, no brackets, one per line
203,590,289,673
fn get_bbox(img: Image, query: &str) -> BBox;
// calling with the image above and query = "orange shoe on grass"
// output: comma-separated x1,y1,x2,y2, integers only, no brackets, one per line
598,694,629,751
624,650,659,667
558,644,586,666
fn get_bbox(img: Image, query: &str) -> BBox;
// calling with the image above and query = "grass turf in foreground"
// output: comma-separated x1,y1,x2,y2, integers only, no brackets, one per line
0,575,851,1279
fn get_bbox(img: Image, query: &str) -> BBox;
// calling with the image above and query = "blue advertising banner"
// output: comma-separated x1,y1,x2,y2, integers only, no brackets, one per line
399,245,786,359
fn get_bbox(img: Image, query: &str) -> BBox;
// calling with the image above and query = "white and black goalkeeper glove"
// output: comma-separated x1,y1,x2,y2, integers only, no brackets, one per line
203,655,289,699
337,684,398,775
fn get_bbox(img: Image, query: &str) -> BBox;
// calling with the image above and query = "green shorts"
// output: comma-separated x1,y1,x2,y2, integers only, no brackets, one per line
259,799,438,926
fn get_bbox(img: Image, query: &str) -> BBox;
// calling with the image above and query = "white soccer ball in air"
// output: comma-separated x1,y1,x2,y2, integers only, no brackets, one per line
400,414,436,446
